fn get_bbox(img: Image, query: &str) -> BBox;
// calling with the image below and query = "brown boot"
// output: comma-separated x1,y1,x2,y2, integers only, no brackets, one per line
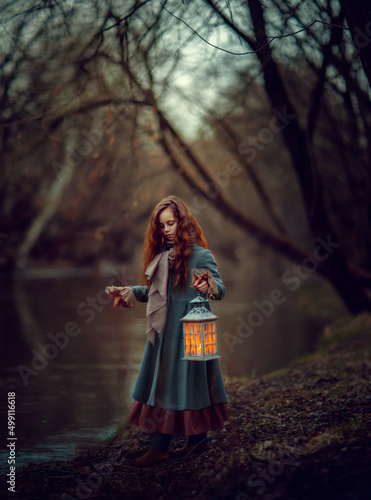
171,441,211,457
133,448,169,467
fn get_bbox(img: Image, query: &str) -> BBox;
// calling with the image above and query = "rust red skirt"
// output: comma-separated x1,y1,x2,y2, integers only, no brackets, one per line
127,400,228,435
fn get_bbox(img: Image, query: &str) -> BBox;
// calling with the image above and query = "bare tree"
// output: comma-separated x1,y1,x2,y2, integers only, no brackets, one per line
2,0,371,314
0,0,169,267
116,0,371,313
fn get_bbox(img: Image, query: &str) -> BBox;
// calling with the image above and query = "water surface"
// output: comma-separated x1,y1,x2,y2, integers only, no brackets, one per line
0,267,334,471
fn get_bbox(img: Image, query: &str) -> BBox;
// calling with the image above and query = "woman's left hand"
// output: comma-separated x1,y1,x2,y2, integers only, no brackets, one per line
194,278,208,294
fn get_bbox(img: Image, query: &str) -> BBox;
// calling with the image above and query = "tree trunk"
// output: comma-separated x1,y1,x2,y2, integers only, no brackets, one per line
242,0,371,314
16,125,79,268
339,0,371,90
179,0,371,314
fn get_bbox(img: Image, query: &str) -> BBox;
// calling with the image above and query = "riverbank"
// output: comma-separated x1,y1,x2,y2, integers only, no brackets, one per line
2,312,371,500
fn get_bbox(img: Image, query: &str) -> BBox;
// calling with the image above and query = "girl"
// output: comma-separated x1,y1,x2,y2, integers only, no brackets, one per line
107,196,228,466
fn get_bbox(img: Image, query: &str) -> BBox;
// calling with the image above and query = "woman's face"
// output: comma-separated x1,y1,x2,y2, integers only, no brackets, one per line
158,208,178,241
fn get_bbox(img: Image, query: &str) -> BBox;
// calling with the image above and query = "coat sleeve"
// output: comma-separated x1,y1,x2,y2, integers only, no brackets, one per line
197,249,225,300
131,285,149,303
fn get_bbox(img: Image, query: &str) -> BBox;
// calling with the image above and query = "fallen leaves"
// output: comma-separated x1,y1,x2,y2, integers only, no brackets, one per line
1,315,371,499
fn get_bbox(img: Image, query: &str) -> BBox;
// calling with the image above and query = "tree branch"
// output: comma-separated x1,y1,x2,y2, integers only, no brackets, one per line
155,107,310,266
215,117,287,235
307,12,345,140
162,1,347,57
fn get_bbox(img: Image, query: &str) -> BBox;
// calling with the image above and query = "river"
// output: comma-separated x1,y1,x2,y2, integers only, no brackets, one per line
0,263,338,471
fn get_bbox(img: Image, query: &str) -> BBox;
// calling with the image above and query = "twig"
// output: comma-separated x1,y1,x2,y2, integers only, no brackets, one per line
161,4,348,57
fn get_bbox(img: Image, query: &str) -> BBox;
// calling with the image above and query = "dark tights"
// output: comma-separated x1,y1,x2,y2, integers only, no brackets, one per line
151,432,208,452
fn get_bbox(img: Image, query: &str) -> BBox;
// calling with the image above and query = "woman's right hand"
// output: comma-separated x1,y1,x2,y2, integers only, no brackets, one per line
105,286,124,308
105,286,136,308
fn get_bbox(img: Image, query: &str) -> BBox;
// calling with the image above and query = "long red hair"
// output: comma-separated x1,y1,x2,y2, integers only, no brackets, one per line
141,196,208,290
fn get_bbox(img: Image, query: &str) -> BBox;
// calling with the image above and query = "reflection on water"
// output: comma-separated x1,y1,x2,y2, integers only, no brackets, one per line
0,268,334,471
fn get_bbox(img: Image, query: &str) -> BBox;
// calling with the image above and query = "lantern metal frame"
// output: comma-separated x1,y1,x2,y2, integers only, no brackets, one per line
181,294,220,361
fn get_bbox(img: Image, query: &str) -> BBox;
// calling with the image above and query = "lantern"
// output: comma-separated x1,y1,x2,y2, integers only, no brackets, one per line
181,295,220,361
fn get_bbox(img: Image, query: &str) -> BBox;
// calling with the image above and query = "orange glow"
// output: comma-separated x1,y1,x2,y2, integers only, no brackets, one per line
184,319,218,358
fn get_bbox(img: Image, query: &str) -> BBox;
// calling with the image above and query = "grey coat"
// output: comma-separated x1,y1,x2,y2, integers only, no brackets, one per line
131,245,228,411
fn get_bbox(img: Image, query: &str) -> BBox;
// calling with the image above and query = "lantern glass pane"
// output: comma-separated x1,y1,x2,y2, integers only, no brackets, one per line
196,323,200,333
196,334,201,344
212,333,215,343
186,346,191,355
